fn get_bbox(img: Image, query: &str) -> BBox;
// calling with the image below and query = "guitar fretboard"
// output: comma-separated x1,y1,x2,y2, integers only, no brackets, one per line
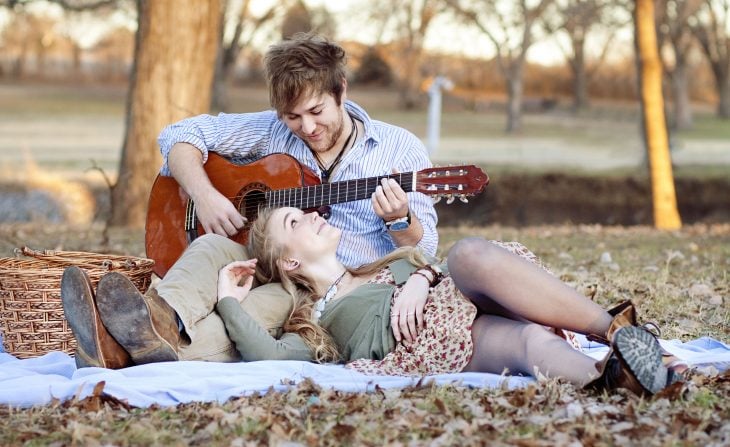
265,172,415,209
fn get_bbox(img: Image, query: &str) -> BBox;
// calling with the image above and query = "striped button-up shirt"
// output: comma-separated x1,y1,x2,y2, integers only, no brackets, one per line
158,101,438,268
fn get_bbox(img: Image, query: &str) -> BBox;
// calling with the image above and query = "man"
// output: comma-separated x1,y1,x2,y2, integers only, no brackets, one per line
61,33,438,368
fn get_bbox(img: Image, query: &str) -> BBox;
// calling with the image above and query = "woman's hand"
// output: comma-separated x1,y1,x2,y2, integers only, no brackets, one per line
217,259,257,303
390,272,430,345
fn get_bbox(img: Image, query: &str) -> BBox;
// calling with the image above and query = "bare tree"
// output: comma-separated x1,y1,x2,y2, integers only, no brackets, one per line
636,0,682,230
0,0,130,79
366,0,447,109
0,0,118,8
656,0,704,129
280,0,334,40
109,0,221,228
690,0,730,118
211,0,281,112
544,0,623,111
0,10,39,78
448,0,554,133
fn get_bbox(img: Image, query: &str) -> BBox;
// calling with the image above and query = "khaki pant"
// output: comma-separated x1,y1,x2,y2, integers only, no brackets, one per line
154,234,293,361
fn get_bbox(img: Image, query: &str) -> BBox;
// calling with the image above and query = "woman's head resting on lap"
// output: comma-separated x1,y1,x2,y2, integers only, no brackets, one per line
247,206,344,362
247,206,342,296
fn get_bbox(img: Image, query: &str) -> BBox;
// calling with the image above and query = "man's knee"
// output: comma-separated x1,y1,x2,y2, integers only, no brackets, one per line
243,283,294,334
190,233,249,257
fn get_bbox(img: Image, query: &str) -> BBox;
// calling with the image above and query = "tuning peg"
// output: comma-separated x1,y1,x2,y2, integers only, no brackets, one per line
446,195,455,205
459,195,469,203
432,196,442,204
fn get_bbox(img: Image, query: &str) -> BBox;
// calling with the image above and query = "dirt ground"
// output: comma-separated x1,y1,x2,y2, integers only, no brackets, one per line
436,172,730,227
1,169,727,229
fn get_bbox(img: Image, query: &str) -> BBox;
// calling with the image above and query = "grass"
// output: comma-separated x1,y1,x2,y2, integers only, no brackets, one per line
0,222,727,444
677,113,730,140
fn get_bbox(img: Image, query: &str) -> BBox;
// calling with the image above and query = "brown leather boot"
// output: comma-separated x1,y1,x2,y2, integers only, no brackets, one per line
586,326,669,396
588,301,687,376
587,300,637,345
60,267,132,369
96,272,180,364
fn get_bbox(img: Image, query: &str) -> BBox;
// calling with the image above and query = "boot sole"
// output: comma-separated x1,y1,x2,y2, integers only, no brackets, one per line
60,267,104,368
613,326,668,395
96,273,178,364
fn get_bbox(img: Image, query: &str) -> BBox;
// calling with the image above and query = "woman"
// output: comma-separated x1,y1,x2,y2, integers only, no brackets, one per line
215,207,677,396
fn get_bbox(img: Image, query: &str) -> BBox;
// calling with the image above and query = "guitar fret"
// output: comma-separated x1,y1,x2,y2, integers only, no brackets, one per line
259,168,478,212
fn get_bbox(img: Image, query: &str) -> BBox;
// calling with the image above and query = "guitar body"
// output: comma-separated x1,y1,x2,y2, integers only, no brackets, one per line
145,153,321,278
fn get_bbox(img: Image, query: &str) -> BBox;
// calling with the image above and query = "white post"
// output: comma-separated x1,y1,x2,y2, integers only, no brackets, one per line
426,76,453,155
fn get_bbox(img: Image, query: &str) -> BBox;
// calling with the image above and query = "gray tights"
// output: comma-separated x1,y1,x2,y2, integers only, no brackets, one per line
447,237,613,385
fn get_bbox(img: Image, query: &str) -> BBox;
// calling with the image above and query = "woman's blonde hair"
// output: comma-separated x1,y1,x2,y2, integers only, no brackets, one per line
247,207,429,363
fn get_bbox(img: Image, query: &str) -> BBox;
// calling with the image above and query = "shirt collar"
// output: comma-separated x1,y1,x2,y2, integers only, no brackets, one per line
344,100,381,146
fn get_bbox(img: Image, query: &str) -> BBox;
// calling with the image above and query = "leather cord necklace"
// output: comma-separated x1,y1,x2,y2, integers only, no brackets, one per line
314,113,357,183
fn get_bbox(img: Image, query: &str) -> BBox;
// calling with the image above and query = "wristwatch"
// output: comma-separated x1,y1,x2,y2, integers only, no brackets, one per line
385,212,411,232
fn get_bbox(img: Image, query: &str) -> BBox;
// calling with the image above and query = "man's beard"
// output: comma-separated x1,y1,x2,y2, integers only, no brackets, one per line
305,111,344,154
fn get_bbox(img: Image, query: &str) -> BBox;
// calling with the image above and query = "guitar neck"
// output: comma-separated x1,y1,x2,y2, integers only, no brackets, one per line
266,172,414,209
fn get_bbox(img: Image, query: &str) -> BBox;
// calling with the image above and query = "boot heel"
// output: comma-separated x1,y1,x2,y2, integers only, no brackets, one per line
613,326,668,395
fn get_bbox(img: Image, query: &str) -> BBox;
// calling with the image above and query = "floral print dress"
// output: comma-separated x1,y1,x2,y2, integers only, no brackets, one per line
345,241,582,376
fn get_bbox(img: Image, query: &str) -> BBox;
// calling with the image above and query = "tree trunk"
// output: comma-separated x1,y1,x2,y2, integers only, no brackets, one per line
718,77,730,118
398,47,421,110
108,0,221,228
505,69,523,133
635,0,681,230
210,4,229,112
571,39,589,111
669,62,693,130
211,24,228,112
573,62,589,111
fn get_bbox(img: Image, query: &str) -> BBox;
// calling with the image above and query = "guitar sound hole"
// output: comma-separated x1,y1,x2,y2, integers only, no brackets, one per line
237,186,267,227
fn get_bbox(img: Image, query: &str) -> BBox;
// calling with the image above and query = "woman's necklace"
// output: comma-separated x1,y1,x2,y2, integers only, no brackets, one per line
312,270,347,323
314,114,357,183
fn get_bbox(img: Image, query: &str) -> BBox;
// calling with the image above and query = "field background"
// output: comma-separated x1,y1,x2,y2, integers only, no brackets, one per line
1,82,730,180
1,81,729,228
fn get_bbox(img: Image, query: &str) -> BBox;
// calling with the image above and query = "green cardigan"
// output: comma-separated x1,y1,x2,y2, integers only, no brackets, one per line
216,258,447,362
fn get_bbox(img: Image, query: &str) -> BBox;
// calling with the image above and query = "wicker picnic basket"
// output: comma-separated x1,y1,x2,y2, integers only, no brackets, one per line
0,247,154,359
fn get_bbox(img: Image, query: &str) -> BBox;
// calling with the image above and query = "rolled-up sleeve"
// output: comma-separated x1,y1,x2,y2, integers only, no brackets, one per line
157,111,278,176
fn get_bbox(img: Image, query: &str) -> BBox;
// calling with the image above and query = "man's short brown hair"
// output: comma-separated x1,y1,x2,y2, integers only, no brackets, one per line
264,33,347,116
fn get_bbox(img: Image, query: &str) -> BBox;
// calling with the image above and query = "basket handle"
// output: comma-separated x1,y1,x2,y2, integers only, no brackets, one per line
17,247,140,271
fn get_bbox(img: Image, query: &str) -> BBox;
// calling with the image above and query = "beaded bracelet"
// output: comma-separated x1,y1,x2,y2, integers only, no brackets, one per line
413,264,444,287
411,270,434,286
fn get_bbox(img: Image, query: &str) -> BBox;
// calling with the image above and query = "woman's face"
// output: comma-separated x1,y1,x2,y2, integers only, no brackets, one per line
268,207,341,267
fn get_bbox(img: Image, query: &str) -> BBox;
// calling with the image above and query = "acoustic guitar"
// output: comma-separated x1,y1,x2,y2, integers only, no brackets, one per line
145,153,489,278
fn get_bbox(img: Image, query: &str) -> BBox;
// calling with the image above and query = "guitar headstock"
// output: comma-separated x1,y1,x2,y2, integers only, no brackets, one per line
415,165,489,204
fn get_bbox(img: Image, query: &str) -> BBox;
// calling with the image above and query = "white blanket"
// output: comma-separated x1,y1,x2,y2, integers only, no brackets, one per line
0,336,727,408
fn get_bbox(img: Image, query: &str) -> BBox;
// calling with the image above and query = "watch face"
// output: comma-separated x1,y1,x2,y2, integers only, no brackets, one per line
389,221,409,231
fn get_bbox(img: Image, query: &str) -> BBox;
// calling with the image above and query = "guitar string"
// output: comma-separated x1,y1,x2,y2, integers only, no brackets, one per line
229,172,460,214
203,166,474,206
225,172,420,216
192,167,472,224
